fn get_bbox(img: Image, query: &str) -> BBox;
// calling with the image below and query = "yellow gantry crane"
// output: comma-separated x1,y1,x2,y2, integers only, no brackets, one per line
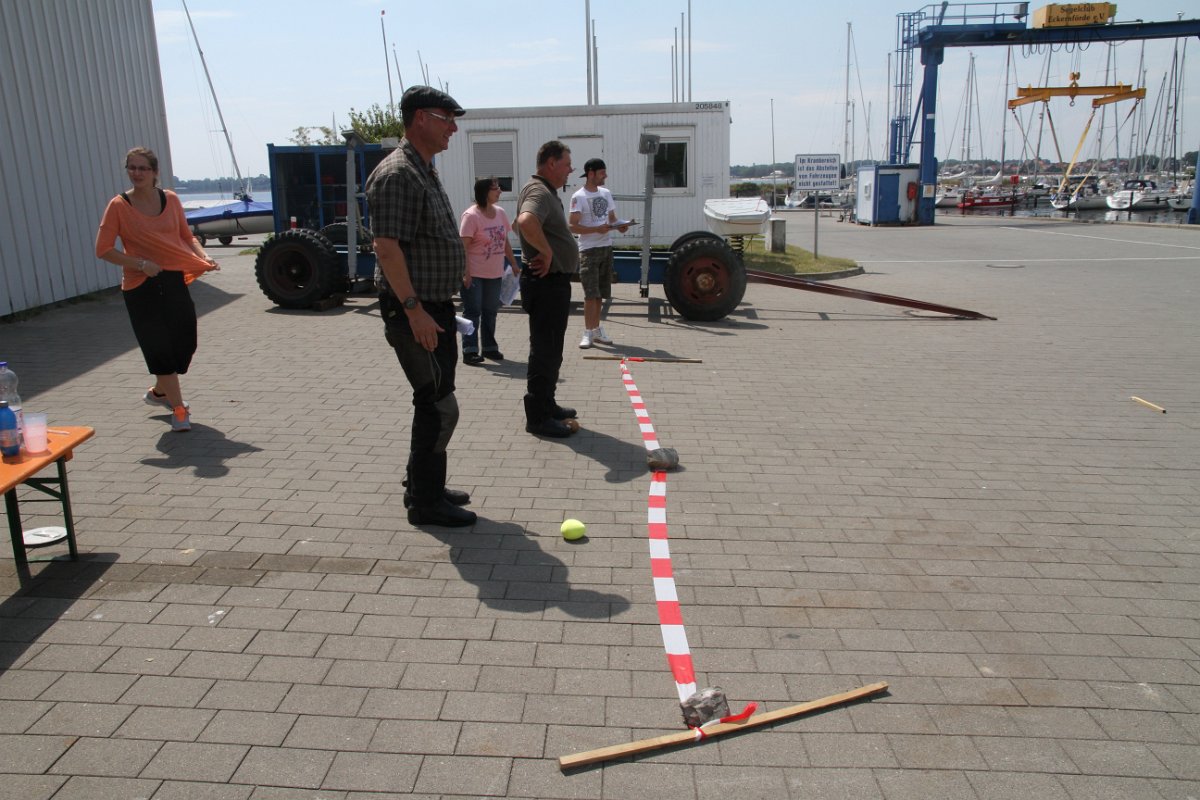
1009,72,1145,109
1009,73,1146,204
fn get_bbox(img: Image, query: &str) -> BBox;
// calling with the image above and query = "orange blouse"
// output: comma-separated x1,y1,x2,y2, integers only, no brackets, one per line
95,190,212,290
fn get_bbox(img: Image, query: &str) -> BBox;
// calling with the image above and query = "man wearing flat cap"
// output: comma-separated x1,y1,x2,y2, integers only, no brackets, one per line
366,85,476,527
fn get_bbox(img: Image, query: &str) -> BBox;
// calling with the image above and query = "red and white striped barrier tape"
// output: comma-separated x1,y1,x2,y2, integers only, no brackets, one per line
692,703,759,739
620,359,696,703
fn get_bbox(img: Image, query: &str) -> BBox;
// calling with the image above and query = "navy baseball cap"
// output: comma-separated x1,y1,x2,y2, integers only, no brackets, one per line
580,158,606,176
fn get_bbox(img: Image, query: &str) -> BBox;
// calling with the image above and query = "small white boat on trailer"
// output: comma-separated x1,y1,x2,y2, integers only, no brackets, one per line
185,197,274,245
703,198,771,237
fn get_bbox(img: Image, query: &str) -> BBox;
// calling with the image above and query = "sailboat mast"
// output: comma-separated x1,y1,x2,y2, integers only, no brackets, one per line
181,0,247,197
963,55,974,165
1001,47,1010,176
844,23,852,172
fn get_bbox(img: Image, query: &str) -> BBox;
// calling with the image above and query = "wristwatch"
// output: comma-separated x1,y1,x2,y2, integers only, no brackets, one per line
402,296,419,310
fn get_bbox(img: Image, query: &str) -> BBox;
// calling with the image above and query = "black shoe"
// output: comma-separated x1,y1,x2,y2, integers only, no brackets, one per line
407,499,477,527
526,418,574,438
403,488,471,509
463,352,485,365
550,405,576,420
483,350,504,361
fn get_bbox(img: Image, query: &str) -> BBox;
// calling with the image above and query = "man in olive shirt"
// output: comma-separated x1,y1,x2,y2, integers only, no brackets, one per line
366,85,475,527
516,140,580,438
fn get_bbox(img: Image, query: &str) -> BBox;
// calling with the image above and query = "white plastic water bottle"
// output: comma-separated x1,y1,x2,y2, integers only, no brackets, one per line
0,362,22,446
455,315,475,336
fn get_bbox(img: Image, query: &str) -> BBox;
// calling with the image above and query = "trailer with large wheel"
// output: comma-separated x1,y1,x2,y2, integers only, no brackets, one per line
253,130,751,321
253,138,385,309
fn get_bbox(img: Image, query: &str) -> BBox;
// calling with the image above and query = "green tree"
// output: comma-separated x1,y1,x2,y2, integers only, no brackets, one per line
348,104,405,142
288,126,341,146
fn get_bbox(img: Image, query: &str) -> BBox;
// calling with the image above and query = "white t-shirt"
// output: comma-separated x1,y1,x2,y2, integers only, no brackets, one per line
569,186,616,250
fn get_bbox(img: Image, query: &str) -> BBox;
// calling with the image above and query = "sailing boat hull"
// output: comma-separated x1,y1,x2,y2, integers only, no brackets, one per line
185,200,274,239
1051,194,1110,211
1168,194,1193,211
957,192,1024,209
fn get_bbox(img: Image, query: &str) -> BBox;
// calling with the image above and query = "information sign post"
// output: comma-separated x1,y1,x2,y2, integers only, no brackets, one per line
793,154,841,258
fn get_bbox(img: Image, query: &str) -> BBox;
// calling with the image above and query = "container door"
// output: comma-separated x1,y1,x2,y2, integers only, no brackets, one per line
877,173,901,224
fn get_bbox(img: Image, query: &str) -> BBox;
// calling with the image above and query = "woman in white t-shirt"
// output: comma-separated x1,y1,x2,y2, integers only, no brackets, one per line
459,177,518,364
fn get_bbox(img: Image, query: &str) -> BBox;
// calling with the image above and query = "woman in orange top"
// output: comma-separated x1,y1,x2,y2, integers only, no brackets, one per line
95,146,219,432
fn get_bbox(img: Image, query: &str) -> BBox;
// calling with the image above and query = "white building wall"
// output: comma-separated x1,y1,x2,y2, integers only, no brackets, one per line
437,102,730,247
0,0,171,316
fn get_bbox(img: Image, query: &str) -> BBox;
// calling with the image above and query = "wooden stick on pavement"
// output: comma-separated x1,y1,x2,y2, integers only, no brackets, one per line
1131,396,1166,414
582,355,704,363
558,681,888,770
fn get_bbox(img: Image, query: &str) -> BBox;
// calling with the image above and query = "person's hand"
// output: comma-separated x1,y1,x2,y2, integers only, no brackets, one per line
616,223,630,233
529,253,551,278
463,273,473,289
407,306,444,352
139,258,163,277
203,257,219,272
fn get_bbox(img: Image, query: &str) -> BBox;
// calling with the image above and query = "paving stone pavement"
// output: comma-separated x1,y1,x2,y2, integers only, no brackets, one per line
1,215,1198,799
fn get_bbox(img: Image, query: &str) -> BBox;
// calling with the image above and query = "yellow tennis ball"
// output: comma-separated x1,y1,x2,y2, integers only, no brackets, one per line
560,519,586,540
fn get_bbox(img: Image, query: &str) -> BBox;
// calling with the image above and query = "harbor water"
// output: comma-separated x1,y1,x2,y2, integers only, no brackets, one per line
945,201,1193,225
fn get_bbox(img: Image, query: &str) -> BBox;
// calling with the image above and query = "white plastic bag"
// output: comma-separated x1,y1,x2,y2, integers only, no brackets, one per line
500,264,520,306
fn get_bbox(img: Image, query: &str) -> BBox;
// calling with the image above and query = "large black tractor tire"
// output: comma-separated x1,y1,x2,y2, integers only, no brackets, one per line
663,237,746,321
318,223,376,294
667,229,725,253
318,222,374,251
255,229,339,309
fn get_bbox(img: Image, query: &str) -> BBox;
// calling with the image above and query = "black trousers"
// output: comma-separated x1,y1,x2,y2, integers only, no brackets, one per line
123,270,197,375
383,296,459,506
519,271,571,423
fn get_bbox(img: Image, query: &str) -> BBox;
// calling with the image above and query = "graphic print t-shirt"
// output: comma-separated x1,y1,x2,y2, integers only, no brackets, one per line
459,205,512,279
569,186,615,250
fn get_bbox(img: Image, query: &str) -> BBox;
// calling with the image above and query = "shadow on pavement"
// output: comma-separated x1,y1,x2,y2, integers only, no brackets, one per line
0,555,117,672
418,519,631,620
140,423,263,478
4,281,243,402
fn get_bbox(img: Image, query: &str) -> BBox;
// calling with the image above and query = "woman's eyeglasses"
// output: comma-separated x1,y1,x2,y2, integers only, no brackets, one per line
126,165,154,172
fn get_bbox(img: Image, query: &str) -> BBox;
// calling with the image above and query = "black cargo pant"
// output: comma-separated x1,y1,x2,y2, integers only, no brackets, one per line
382,296,459,507
519,271,571,423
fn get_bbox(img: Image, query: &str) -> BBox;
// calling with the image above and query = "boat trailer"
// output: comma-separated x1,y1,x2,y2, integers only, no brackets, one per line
744,269,996,320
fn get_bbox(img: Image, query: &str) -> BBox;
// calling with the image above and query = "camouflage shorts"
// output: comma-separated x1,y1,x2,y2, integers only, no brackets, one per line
578,246,613,300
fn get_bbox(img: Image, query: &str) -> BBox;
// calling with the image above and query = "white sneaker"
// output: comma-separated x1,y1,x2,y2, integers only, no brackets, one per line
593,325,612,345
578,329,593,349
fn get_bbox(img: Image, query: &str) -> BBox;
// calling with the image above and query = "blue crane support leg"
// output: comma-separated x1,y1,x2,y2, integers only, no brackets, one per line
917,46,943,225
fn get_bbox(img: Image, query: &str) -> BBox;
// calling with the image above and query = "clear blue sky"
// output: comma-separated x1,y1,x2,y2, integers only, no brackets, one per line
153,0,1199,181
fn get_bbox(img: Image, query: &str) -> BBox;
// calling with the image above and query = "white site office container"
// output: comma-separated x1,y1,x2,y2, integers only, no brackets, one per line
436,101,731,247
855,164,920,226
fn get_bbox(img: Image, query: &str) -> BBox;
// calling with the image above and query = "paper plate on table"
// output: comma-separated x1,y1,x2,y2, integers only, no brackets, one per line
23,526,67,548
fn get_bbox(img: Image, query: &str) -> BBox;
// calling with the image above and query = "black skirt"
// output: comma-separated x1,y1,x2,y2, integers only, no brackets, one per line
122,270,198,375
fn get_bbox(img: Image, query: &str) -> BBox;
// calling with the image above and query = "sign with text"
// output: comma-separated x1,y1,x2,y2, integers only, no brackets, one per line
793,154,841,191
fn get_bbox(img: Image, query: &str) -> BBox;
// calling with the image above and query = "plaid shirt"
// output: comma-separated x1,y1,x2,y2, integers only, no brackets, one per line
366,139,464,302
